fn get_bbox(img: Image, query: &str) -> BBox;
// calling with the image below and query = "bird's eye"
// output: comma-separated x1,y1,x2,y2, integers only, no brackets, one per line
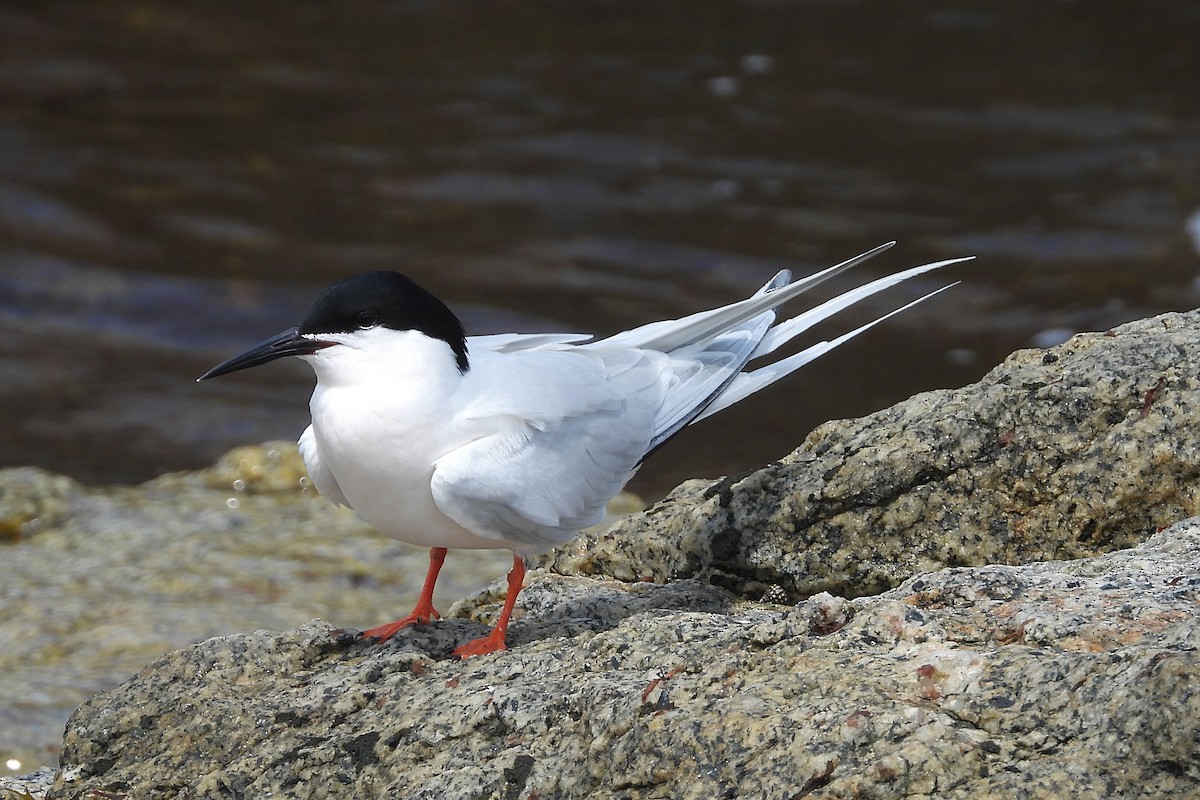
355,311,379,329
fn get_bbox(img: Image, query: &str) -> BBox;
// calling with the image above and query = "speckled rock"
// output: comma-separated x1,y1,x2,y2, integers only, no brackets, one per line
45,519,1200,799
0,444,635,778
11,310,1200,797
544,310,1200,599
0,767,55,800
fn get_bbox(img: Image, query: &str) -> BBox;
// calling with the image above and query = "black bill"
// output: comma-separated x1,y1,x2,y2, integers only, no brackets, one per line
197,327,333,381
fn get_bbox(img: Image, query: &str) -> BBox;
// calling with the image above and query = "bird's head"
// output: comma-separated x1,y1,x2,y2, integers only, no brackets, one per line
198,271,469,382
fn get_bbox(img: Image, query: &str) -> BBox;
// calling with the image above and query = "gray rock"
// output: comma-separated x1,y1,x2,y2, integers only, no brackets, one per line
45,520,1200,799
0,444,632,776
16,310,1200,798
0,445,506,776
0,767,56,800
544,310,1200,599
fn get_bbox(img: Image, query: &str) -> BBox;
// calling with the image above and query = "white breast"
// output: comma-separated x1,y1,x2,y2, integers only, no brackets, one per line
300,329,505,550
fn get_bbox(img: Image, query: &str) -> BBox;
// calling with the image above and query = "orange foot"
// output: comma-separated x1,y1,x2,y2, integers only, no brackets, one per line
360,605,441,642
360,547,447,642
453,627,508,659
452,555,525,659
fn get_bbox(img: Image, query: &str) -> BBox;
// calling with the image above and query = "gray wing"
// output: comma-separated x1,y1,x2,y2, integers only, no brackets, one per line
591,270,790,452
588,247,968,450
429,348,661,552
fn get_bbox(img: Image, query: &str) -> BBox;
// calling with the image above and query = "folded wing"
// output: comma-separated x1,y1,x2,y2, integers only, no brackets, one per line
430,246,970,548
430,347,663,551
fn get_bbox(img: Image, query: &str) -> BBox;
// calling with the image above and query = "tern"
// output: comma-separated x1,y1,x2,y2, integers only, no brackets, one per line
200,242,969,657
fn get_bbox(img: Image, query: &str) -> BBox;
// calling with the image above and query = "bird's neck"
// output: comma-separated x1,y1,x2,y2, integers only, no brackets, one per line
303,329,466,392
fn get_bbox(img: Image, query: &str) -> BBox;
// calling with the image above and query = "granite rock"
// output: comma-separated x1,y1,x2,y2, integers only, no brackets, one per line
0,768,55,800
0,444,516,774
13,310,1200,798
544,310,1200,599
45,520,1200,799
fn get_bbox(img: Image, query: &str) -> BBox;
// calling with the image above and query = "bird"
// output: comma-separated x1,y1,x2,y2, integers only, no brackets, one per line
199,242,969,657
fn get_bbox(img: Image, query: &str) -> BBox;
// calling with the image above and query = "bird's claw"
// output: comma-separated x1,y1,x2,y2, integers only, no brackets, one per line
359,607,441,643
452,628,508,659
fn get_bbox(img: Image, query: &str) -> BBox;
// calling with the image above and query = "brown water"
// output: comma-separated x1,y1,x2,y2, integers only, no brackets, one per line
2,1,1199,499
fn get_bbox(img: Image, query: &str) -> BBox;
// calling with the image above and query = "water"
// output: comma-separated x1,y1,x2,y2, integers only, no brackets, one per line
2,1,1198,499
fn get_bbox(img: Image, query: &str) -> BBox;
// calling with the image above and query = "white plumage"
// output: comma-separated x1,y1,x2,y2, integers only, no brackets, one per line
201,242,970,656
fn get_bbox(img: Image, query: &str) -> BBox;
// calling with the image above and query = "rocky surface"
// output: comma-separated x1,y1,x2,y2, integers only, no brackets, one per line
39,521,1200,800
545,310,1200,598
4,309,1200,798
0,443,595,774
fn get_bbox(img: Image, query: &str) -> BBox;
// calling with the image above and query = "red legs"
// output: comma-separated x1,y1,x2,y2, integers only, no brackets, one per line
453,555,525,659
360,546,447,641
360,547,526,658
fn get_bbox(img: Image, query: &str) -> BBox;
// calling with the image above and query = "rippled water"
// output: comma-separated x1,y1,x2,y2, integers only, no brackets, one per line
2,1,1198,498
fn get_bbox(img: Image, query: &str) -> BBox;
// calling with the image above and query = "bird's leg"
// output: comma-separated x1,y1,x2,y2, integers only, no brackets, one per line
361,546,447,642
453,554,526,659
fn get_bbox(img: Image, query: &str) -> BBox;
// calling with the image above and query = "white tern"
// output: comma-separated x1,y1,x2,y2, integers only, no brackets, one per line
199,242,969,657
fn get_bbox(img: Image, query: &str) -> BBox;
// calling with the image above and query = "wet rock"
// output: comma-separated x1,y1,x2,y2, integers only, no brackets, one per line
45,520,1200,799
195,440,312,494
545,310,1200,600
0,467,83,541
